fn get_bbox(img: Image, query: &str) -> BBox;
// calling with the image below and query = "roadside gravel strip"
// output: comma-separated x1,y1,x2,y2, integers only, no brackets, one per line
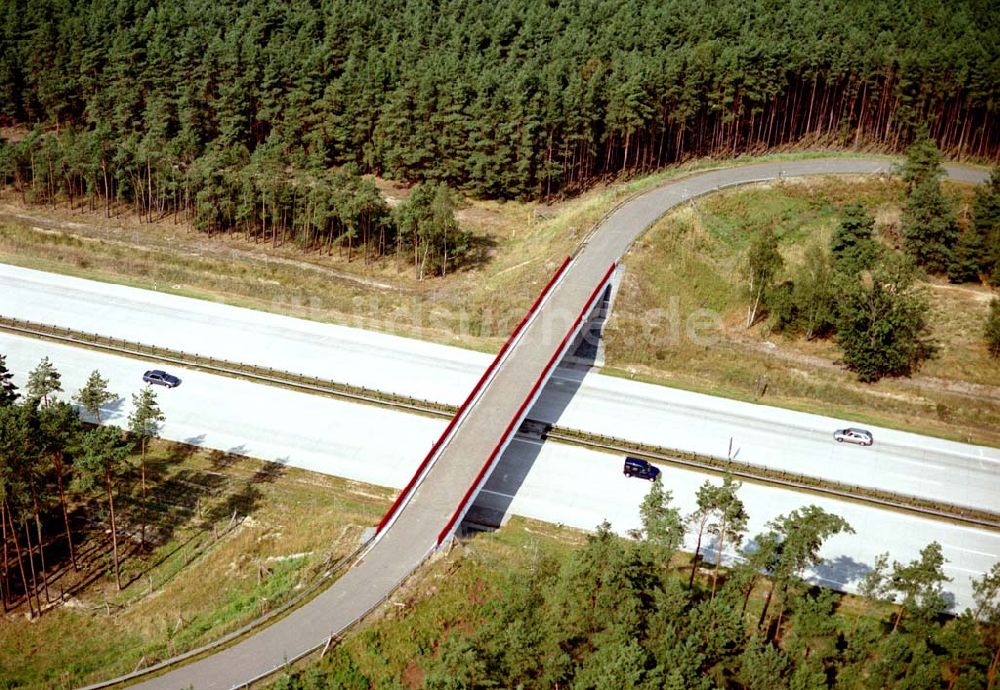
4,319,999,530
1,158,994,689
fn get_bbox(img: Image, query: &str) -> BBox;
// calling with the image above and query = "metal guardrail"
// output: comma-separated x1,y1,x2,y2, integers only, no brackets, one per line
79,535,376,690
0,316,451,416
5,314,998,532
548,430,1000,530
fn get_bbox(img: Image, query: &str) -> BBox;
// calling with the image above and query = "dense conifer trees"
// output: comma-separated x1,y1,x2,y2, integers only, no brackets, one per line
1,0,997,213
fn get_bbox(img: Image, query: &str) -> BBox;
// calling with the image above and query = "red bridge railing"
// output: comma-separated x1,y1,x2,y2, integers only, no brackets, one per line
374,256,572,534
436,261,617,544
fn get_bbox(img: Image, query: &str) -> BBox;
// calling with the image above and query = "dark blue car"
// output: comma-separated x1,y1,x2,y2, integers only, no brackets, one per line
623,456,660,480
143,369,181,388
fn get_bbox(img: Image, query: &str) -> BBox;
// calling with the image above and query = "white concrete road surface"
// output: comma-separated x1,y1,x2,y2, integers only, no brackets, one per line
3,262,998,512
2,332,995,612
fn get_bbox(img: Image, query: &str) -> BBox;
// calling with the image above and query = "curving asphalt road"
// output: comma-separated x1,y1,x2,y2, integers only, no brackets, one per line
4,158,988,689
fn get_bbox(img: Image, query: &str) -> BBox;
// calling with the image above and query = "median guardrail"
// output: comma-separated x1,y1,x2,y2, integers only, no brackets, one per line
4,312,996,530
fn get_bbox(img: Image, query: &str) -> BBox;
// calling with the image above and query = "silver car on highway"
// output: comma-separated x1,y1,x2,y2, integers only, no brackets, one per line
833,427,873,446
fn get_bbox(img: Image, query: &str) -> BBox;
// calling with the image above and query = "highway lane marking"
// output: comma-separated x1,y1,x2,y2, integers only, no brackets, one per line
478,489,515,499
885,472,944,486
883,455,949,471
947,565,991,575
942,545,999,559
511,437,545,447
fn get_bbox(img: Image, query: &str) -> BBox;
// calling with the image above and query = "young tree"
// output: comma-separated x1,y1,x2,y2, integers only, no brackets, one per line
857,552,894,606
395,181,468,280
75,425,131,590
774,244,837,339
898,126,944,192
635,476,684,556
836,255,937,382
0,354,17,406
743,227,784,328
74,369,116,423
970,563,1000,689
26,356,62,406
708,474,748,599
903,178,959,274
687,480,720,587
971,562,1000,624
971,169,1000,284
128,386,164,549
830,202,879,275
935,614,992,690
730,531,781,616
890,541,951,632
948,224,989,283
784,587,839,663
758,505,854,638
737,634,791,690
985,298,1000,359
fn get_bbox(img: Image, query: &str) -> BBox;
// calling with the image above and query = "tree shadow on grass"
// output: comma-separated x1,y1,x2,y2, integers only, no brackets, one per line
456,234,498,273
203,458,287,527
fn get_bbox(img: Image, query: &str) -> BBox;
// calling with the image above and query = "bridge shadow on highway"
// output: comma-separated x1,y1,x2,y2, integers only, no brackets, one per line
465,284,612,532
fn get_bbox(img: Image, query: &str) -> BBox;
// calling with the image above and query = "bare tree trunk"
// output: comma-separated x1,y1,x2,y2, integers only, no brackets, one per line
140,438,147,549
892,605,904,633
22,518,41,615
757,582,774,630
413,230,418,279
32,496,50,603
5,502,33,616
419,239,430,281
105,470,122,591
740,575,759,616
711,513,729,600
688,519,707,588
986,644,999,690
1,501,9,612
53,453,77,570
747,284,763,328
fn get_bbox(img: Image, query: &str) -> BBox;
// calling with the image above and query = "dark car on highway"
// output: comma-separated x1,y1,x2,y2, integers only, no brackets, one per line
143,369,181,388
624,456,660,480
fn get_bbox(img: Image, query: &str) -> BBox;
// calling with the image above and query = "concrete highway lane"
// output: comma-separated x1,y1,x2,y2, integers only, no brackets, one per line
3,251,999,511
3,333,995,615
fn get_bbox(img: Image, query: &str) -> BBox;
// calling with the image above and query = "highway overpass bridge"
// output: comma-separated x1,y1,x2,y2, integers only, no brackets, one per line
100,159,988,689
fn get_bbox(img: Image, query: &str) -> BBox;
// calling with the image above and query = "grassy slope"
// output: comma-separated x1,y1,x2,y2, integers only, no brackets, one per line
0,441,391,689
604,175,1000,446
